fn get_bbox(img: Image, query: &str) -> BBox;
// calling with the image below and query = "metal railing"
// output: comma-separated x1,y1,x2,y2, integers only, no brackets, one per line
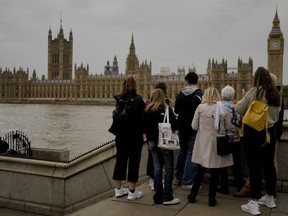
0,130,31,157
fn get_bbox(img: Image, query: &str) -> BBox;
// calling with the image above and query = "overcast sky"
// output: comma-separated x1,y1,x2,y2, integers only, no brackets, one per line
1,0,288,83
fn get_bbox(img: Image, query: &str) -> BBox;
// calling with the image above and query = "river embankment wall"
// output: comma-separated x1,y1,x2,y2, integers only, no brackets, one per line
0,141,149,216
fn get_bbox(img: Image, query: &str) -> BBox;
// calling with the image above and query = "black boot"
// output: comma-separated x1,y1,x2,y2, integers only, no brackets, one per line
187,193,196,203
208,197,217,207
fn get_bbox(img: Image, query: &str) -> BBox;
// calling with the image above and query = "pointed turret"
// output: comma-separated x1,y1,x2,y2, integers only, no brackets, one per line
69,28,73,41
48,27,52,40
207,59,211,69
129,34,136,55
58,16,64,39
32,69,37,80
270,9,282,35
58,26,64,38
125,34,139,75
112,55,119,75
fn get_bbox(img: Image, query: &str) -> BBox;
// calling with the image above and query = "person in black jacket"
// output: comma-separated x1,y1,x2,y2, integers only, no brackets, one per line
174,72,203,190
144,88,180,205
111,76,146,201
146,82,169,191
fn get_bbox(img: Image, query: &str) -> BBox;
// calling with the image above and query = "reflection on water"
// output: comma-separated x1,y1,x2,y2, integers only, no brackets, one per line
0,104,115,159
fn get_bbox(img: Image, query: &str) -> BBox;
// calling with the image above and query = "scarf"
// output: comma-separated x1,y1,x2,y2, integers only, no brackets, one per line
214,101,225,130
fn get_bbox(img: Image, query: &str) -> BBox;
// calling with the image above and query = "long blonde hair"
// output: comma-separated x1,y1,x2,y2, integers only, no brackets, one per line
146,88,166,112
202,87,221,105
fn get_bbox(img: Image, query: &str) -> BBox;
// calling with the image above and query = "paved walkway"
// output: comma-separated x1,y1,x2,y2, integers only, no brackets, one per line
1,182,287,216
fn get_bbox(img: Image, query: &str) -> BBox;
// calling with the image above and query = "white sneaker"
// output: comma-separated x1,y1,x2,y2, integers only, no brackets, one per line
163,197,180,205
115,187,129,198
259,194,276,208
241,200,261,215
149,178,153,186
151,183,155,191
127,190,143,200
149,178,154,191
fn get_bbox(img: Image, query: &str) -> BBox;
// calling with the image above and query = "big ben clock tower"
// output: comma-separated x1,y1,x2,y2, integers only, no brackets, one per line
267,9,284,85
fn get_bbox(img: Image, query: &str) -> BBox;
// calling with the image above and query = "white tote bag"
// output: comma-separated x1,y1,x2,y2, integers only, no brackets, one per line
158,106,180,150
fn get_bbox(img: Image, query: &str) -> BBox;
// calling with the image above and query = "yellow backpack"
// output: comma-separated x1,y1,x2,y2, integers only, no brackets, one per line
242,100,270,143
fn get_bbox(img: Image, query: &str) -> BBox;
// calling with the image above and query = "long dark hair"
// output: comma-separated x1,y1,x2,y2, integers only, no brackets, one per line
155,82,167,95
120,76,137,95
253,67,280,106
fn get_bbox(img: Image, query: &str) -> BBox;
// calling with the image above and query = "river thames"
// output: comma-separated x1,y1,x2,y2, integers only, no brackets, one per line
1,103,287,160
0,104,115,159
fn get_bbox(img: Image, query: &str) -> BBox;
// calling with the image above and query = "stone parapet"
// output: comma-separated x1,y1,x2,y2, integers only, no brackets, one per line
31,147,69,162
0,141,148,216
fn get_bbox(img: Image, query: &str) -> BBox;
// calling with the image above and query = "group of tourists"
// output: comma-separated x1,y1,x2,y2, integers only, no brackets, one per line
109,66,282,215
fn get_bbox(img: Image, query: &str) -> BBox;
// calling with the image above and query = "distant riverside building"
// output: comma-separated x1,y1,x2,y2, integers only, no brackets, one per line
0,10,284,104
104,56,119,76
160,67,171,76
48,23,73,80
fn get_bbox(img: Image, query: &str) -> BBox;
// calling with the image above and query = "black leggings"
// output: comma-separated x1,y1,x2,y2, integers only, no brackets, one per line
243,125,276,199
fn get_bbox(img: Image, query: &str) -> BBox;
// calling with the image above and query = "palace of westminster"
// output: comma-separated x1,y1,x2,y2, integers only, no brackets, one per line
0,10,285,105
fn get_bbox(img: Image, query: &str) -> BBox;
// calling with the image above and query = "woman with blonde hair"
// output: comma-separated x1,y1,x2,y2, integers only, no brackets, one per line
187,87,232,207
143,88,180,205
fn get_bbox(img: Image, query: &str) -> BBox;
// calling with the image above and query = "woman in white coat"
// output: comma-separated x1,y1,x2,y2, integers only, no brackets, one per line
187,87,233,207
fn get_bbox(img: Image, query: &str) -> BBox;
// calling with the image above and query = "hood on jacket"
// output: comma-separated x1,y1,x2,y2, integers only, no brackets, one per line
181,85,198,96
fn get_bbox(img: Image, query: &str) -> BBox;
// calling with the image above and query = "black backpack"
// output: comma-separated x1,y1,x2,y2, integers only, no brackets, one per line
112,97,132,123
108,96,133,135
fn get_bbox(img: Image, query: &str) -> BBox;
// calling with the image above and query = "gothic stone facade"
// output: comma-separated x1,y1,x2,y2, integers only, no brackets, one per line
0,11,283,105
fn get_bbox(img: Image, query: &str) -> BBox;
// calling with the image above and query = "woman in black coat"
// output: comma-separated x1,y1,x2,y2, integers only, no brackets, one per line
111,77,146,201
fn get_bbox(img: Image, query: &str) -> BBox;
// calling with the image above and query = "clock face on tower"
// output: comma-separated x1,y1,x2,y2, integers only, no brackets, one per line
272,41,279,49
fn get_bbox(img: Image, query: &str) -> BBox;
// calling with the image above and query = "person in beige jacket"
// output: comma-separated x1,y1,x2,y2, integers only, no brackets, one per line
236,67,281,215
187,87,232,207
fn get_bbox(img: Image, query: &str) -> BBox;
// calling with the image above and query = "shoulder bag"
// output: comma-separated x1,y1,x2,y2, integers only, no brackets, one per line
158,106,180,150
216,116,231,156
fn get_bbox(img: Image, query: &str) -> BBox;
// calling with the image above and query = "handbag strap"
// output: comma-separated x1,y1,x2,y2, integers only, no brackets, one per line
163,106,170,123
217,115,227,136
217,116,221,135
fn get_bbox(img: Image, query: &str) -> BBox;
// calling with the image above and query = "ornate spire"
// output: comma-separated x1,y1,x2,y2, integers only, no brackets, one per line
129,33,135,55
48,26,52,39
58,12,64,38
270,8,282,35
60,11,62,29
69,28,73,40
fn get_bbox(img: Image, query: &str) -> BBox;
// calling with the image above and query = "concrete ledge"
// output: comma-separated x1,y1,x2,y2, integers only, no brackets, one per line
0,197,65,216
0,141,149,216
31,147,69,162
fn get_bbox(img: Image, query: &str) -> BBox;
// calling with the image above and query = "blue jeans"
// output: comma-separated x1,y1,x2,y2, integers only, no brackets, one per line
149,141,174,203
175,131,197,185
